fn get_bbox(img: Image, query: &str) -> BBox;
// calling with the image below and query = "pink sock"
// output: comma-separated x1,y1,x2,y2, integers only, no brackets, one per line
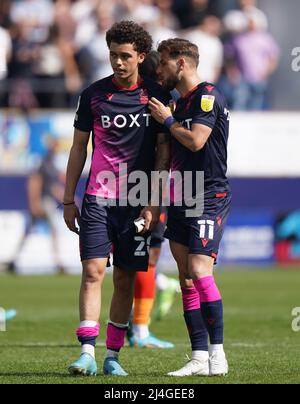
181,287,201,311
76,324,100,338
106,323,127,351
193,276,222,303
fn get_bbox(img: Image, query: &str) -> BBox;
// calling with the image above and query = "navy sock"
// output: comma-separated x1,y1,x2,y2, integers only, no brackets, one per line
184,309,209,352
78,336,97,347
201,300,224,345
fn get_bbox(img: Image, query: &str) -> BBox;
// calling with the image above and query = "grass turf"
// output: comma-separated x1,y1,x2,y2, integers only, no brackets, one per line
0,268,300,384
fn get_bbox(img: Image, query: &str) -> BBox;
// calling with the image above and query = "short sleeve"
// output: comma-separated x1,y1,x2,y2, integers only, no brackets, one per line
74,88,93,132
192,86,220,129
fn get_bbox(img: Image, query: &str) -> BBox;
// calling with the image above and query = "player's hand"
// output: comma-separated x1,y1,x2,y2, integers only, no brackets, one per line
149,97,172,124
64,204,81,235
140,205,161,234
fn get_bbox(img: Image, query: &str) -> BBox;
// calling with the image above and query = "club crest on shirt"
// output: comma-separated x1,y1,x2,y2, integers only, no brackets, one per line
106,93,114,101
140,89,149,105
201,95,215,112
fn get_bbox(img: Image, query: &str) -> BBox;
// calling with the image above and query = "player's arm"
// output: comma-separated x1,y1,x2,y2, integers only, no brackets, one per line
63,128,90,234
155,132,171,172
169,122,211,152
140,132,171,235
149,97,212,152
153,132,171,203
140,132,171,234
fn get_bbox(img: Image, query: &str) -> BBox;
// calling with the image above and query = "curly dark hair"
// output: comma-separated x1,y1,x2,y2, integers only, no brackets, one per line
106,21,153,54
139,51,160,80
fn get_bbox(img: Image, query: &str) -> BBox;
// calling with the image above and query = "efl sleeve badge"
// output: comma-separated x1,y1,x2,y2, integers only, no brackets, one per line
169,100,176,114
201,95,215,112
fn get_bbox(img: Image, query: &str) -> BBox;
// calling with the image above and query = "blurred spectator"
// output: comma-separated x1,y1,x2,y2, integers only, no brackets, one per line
223,9,248,35
0,0,11,28
237,0,269,30
8,23,39,110
172,0,220,29
185,15,223,83
123,0,160,25
222,7,280,110
53,0,83,106
84,7,114,81
0,0,283,110
115,0,155,20
239,0,259,12
150,3,178,48
155,0,179,31
72,0,99,48
10,0,54,44
223,0,267,33
33,24,66,108
150,17,177,50
8,137,67,275
0,25,12,80
0,24,12,106
53,0,76,43
133,10,177,49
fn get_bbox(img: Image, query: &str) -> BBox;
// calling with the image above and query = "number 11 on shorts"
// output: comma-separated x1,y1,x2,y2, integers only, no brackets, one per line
198,220,215,240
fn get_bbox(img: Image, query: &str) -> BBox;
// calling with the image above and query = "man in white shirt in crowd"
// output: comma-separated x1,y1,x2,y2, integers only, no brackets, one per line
0,25,11,105
0,25,11,79
185,15,223,84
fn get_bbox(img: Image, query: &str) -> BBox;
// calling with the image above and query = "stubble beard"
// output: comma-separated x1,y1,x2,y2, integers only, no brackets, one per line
162,75,180,92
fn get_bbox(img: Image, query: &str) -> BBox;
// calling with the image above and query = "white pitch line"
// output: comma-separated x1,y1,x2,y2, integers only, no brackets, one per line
1,342,299,349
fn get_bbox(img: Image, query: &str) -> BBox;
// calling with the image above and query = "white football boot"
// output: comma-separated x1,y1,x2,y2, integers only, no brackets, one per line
209,351,229,376
168,356,209,377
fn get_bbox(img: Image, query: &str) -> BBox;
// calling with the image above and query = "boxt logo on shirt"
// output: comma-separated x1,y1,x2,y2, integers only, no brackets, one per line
100,113,152,129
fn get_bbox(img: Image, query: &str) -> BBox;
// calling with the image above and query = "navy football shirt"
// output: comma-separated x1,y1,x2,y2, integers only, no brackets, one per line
74,75,168,200
172,82,230,202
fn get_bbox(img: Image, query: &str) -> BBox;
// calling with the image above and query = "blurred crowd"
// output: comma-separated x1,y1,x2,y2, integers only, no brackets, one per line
0,0,280,110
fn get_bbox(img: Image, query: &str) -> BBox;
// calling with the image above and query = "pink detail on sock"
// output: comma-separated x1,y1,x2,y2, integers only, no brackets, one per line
76,324,100,338
181,287,200,311
106,323,127,351
194,276,222,303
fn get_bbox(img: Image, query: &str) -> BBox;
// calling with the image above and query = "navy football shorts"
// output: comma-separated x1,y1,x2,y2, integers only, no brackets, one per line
164,193,231,262
150,207,167,249
79,195,151,272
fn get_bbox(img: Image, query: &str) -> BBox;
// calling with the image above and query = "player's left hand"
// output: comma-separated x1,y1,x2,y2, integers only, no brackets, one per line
149,97,172,124
140,205,160,234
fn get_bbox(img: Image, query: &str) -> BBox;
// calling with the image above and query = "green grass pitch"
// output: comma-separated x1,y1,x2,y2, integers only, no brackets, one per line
0,268,300,384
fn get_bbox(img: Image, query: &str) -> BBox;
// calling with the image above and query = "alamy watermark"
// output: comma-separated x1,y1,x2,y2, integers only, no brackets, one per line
92,164,205,218
291,48,300,72
291,307,300,332
0,307,6,332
